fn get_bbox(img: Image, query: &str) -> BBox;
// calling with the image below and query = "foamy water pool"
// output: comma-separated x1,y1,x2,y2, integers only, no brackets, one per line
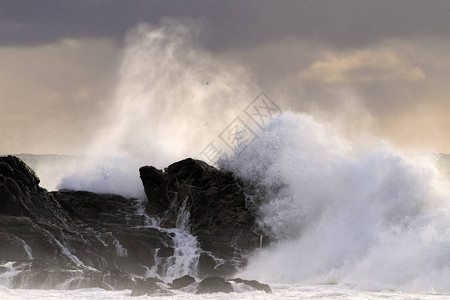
2,284,450,300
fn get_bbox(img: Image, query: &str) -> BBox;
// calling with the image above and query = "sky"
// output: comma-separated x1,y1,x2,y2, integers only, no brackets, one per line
1,0,450,155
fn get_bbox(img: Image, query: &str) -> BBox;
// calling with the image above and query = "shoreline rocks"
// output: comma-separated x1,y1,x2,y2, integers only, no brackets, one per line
140,158,271,277
0,155,271,294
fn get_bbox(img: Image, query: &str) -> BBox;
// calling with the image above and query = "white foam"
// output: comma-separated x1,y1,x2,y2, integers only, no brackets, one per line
112,239,128,258
0,284,449,300
224,112,450,292
131,198,202,281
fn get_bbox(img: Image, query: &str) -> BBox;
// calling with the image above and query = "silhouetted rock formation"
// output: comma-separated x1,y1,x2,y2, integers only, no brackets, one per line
140,158,271,276
0,155,271,294
196,276,233,294
171,274,195,290
228,277,272,293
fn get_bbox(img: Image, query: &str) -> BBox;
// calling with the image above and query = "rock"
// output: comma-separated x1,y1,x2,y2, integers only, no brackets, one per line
130,278,170,296
0,156,69,220
157,247,174,258
197,253,216,277
139,158,269,277
0,156,90,269
2,260,135,290
197,252,238,278
228,278,272,293
196,276,233,294
139,166,169,214
0,155,269,294
0,156,171,288
51,190,173,277
171,275,196,290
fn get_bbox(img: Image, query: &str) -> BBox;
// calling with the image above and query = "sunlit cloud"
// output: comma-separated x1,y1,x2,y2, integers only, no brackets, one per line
299,48,426,83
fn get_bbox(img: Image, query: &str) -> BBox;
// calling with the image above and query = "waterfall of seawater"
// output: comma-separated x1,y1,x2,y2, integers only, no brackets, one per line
11,236,34,260
131,198,202,281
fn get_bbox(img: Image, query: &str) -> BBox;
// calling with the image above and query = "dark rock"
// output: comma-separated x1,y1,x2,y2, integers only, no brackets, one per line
139,166,169,214
198,253,217,277
157,247,174,258
0,156,69,220
130,278,170,296
3,260,135,290
0,155,268,293
51,190,173,277
0,156,172,288
196,276,233,294
171,275,196,290
228,278,272,293
214,263,238,277
139,158,269,277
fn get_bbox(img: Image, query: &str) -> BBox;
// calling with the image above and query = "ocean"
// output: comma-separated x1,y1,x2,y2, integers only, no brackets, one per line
1,283,450,299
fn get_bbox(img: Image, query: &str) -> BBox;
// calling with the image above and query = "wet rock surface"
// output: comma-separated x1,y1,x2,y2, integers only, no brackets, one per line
140,158,271,277
196,276,233,294
130,277,170,296
228,277,272,293
0,155,271,294
171,274,196,290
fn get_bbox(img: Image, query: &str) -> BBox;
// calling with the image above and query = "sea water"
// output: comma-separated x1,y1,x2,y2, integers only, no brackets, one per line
1,284,449,299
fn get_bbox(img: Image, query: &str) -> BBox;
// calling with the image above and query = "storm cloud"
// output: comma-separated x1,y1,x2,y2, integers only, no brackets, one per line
2,0,450,49
1,0,450,155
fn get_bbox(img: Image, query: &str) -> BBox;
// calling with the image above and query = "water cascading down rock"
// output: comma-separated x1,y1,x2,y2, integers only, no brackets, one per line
0,155,271,294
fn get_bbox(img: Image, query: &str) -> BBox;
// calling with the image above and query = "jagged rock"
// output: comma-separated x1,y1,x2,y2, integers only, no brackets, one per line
0,155,69,221
0,157,89,268
139,158,270,277
51,190,174,277
139,166,169,214
0,156,168,286
0,156,269,293
197,253,217,278
171,275,196,290
196,276,233,294
130,277,170,296
1,260,135,290
228,278,272,293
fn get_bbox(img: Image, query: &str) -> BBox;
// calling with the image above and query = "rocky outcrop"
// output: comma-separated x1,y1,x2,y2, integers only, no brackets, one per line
0,155,271,294
51,190,173,276
0,156,82,270
0,156,170,288
140,158,271,277
130,277,170,296
196,276,233,294
228,277,272,293
171,274,196,290
4,260,134,290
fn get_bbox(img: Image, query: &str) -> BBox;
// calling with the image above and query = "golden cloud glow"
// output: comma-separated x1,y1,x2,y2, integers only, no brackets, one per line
299,48,426,83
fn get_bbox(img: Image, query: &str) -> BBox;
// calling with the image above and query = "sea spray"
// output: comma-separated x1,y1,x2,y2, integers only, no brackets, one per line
52,19,255,197
224,112,450,292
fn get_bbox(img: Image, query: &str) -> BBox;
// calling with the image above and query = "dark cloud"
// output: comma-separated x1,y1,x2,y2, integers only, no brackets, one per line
1,1,450,154
1,0,450,49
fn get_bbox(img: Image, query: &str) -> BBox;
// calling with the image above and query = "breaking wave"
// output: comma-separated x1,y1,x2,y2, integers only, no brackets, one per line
28,18,450,293
224,112,450,292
